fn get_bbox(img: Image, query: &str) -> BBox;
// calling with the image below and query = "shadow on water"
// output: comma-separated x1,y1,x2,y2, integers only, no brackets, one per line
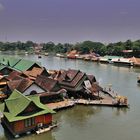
0,125,56,140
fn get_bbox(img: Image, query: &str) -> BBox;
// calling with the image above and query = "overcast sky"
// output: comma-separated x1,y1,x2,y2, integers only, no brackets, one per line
0,0,140,43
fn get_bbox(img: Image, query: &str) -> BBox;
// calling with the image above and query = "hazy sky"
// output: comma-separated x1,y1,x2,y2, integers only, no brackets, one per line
0,0,140,43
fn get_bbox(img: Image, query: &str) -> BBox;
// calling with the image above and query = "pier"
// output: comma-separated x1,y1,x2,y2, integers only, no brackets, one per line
46,99,75,110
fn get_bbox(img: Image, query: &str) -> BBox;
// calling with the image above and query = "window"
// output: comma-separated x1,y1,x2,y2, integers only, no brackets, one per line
24,117,35,127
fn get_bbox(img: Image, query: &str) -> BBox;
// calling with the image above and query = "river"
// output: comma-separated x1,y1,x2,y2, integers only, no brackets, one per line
0,55,140,140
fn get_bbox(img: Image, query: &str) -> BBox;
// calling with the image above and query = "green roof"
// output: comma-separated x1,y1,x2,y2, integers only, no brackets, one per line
13,59,41,71
0,56,42,72
3,90,55,122
0,56,21,67
0,65,6,71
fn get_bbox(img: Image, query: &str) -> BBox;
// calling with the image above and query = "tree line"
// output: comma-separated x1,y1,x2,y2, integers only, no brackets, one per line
0,40,140,57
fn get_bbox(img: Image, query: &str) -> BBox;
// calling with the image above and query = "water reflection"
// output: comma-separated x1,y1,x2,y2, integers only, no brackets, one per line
0,125,56,140
137,83,140,89
112,107,129,116
54,106,102,127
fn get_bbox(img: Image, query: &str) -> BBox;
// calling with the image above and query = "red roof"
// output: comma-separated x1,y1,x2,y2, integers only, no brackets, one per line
7,78,34,93
58,69,86,88
35,75,60,92
6,71,22,81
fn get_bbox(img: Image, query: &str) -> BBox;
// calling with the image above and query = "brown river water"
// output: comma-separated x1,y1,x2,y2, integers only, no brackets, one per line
0,55,140,140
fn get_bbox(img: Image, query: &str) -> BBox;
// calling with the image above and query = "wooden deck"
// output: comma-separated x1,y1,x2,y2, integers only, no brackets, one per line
46,99,75,110
76,96,128,107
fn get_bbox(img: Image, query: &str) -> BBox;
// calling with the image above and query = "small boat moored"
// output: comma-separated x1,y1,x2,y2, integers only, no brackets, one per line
38,55,42,58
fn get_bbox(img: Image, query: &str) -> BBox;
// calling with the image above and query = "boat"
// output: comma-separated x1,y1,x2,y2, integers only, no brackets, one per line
25,52,28,55
111,58,133,66
56,53,66,58
38,55,42,58
99,57,109,63
44,52,49,56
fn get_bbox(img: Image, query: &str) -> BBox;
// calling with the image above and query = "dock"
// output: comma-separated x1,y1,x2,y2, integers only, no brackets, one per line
75,91,128,107
46,99,75,110
76,98,128,107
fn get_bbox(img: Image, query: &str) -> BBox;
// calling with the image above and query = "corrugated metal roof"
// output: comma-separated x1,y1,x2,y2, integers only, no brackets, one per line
59,69,86,88
16,78,34,92
5,71,22,81
35,75,60,92
13,59,41,71
0,56,21,67
23,67,49,78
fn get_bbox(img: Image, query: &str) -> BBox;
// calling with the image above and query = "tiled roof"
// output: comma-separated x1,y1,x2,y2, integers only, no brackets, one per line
35,75,60,92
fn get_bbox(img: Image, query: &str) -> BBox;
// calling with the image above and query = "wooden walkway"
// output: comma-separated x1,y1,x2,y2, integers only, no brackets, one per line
46,99,75,110
76,99,128,107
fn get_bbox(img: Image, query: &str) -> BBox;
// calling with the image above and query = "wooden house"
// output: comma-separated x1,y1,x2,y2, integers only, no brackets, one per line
57,69,97,99
35,75,66,103
2,78,44,96
1,90,55,137
1,71,29,93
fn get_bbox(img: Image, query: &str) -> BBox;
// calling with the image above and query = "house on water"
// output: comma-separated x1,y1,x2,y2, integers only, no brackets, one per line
57,69,97,99
1,90,55,137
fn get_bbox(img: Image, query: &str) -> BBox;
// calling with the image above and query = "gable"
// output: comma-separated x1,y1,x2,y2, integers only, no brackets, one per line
60,72,86,88
23,83,45,96
17,101,43,116
66,69,79,81
16,78,34,93
0,67,13,75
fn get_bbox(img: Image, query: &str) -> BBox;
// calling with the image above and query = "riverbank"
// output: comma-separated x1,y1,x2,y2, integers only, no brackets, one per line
56,54,140,67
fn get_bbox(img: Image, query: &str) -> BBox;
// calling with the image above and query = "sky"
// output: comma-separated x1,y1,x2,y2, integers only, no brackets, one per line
0,0,140,43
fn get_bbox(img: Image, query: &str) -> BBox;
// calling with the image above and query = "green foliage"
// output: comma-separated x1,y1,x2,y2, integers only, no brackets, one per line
0,39,140,57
